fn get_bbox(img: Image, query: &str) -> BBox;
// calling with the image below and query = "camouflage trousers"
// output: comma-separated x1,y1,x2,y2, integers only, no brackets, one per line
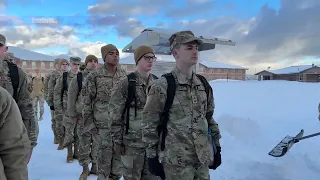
33,95,44,118
95,128,123,180
77,124,98,166
50,110,57,137
54,110,65,139
162,163,210,180
121,146,158,180
63,115,79,147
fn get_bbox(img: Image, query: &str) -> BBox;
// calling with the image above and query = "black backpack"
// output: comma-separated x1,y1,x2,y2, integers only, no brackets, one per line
122,72,158,134
157,73,212,151
76,72,83,97
6,61,19,102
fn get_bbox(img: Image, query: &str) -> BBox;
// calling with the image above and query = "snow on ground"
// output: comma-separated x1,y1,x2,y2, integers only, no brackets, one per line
28,80,320,180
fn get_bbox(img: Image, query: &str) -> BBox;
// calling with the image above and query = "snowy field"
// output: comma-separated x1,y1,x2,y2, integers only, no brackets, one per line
28,80,320,180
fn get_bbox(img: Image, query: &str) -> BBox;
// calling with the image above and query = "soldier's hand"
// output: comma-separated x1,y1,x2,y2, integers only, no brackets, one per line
209,146,221,170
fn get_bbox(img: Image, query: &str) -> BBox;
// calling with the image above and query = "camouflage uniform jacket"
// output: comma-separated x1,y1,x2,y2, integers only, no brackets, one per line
67,68,92,118
0,59,38,147
47,70,61,106
54,71,76,113
108,70,157,147
0,86,31,180
81,64,126,133
142,67,221,166
44,70,58,101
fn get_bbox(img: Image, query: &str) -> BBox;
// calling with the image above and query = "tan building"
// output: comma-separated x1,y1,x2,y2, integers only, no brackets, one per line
198,61,248,81
119,56,248,81
255,64,320,82
15,59,55,77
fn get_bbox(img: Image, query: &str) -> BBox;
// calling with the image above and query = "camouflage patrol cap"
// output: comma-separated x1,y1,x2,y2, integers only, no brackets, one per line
70,56,81,64
169,30,202,51
0,34,6,46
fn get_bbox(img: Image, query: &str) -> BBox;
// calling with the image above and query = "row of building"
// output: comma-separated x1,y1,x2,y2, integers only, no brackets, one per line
7,46,320,82
7,46,249,81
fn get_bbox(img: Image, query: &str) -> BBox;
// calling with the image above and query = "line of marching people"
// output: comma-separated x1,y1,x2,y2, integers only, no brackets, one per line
44,55,100,179
43,30,223,180
0,30,223,180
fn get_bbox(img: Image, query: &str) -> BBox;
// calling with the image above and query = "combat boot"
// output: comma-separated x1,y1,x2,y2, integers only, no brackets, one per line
79,165,90,180
90,163,97,175
66,145,74,163
57,138,64,150
73,143,79,159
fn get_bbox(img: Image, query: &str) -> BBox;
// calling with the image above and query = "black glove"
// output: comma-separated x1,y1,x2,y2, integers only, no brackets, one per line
209,146,221,170
50,106,54,110
147,157,165,179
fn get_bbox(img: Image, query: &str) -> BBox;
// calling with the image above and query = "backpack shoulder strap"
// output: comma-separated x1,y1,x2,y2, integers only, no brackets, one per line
42,77,44,82
61,72,68,100
6,61,19,102
158,72,176,151
196,74,213,120
124,72,137,134
77,72,83,96
196,74,211,100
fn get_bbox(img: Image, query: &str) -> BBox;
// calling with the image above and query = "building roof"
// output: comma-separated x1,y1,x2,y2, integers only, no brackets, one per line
200,60,248,70
7,46,57,61
257,65,318,75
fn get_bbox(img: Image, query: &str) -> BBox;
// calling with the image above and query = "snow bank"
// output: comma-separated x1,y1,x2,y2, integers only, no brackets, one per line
28,80,320,180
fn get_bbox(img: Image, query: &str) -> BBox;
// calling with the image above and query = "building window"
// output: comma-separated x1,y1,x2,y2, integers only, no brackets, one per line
22,61,27,68
41,62,45,69
32,62,36,69
50,62,54,69
299,74,302,81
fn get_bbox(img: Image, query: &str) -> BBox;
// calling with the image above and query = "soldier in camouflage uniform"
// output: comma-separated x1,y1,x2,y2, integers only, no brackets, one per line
108,45,159,180
82,44,127,180
0,33,38,162
67,55,99,179
31,69,45,120
0,86,31,180
45,58,62,144
54,57,80,162
142,31,222,180
49,59,69,148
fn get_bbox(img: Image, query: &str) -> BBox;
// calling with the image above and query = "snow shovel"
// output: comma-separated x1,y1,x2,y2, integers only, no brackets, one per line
268,129,320,157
